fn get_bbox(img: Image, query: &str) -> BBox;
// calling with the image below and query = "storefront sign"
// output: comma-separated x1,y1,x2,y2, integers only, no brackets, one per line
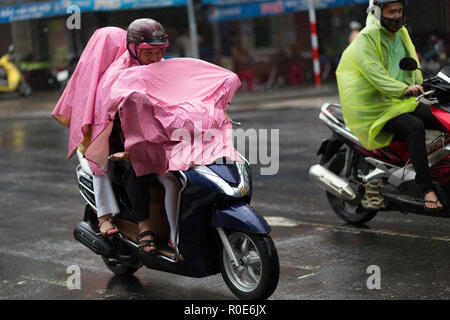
206,0,368,22
61,0,187,10
204,0,367,5
0,0,187,23
61,0,188,10
0,1,58,23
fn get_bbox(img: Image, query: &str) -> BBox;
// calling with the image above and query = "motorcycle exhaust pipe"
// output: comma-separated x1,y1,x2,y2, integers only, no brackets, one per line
309,164,356,201
73,221,114,258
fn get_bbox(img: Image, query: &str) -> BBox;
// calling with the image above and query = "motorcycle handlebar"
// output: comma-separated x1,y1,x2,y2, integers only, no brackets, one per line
404,90,413,98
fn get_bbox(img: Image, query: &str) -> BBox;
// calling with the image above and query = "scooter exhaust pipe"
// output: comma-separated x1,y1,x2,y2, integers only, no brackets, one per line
309,164,356,201
73,221,114,258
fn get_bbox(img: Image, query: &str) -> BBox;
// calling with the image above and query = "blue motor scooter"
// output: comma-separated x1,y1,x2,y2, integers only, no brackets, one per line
74,150,279,300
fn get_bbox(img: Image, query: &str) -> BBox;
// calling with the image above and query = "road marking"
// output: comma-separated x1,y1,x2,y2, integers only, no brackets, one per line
265,215,450,243
297,273,316,280
21,275,68,288
265,216,300,227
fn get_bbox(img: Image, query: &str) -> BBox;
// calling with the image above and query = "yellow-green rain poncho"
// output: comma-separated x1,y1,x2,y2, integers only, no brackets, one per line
336,13,423,150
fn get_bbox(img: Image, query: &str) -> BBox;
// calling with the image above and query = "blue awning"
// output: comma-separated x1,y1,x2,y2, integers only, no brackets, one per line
0,0,187,23
205,0,368,23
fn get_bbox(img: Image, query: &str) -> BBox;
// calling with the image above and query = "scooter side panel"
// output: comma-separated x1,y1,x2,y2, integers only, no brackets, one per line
177,182,225,277
212,203,271,234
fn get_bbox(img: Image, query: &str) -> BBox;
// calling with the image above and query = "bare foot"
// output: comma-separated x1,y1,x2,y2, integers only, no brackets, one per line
98,215,119,237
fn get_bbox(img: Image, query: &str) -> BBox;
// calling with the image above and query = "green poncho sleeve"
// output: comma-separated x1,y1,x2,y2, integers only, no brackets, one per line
336,14,423,150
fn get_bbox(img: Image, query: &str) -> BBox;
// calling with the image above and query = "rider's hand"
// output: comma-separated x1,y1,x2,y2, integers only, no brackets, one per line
108,151,130,161
404,85,424,98
225,111,231,122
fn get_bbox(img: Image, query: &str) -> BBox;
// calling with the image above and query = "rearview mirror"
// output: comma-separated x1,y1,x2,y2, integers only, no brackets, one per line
399,57,418,71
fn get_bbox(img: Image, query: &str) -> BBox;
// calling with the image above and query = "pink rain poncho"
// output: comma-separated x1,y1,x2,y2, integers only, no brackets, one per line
85,57,242,176
53,27,241,177
52,27,128,160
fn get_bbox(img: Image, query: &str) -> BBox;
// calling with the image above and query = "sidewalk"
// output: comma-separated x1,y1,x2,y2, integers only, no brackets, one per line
0,90,61,118
231,83,339,111
232,83,338,107
0,83,339,118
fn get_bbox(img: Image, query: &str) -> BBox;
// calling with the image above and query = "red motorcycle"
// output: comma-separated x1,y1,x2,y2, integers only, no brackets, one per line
310,57,450,224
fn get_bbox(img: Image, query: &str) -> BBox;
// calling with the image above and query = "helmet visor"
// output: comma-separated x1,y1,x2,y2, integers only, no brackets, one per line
136,42,169,50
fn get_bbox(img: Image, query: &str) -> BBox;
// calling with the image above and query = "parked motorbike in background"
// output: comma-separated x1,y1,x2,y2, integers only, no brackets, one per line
0,45,32,97
56,55,79,91
310,57,450,224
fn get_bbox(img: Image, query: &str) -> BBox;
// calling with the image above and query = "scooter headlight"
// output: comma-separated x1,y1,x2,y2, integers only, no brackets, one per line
194,160,251,198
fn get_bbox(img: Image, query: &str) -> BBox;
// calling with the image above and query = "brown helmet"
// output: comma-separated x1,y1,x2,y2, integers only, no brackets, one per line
127,18,169,64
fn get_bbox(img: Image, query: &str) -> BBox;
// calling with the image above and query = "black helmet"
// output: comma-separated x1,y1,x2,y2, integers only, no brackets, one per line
373,0,406,8
127,18,169,64
368,0,407,29
367,0,407,33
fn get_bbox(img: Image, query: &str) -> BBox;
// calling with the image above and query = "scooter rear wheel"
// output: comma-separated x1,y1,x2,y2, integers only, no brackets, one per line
220,231,279,300
102,256,140,276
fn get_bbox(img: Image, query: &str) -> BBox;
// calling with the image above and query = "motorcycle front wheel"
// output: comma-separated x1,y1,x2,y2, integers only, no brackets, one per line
220,231,279,300
327,152,378,225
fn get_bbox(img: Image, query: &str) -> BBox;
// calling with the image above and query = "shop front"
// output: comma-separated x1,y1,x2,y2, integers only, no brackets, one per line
203,0,450,88
0,0,193,90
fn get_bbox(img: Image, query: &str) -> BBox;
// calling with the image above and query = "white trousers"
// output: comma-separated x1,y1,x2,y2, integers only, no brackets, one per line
156,173,180,245
93,172,180,245
93,174,120,218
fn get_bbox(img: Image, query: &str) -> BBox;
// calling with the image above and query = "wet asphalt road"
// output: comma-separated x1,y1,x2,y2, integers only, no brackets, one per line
0,90,449,301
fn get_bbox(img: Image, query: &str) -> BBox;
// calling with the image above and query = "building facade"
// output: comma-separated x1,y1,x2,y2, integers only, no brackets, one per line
1,0,450,88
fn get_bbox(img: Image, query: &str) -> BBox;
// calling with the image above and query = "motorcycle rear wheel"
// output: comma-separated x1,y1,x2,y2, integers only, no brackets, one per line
220,231,279,300
327,153,378,225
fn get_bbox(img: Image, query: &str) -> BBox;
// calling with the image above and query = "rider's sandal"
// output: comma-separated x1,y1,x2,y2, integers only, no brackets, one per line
423,190,443,213
99,218,119,238
424,199,443,213
137,231,158,256
168,239,176,250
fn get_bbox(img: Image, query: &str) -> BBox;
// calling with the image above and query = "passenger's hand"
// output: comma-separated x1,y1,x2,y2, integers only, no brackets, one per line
189,162,197,169
225,111,231,122
404,85,424,97
108,151,130,161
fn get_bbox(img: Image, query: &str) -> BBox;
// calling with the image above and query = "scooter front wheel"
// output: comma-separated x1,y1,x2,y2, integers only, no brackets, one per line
220,231,279,300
